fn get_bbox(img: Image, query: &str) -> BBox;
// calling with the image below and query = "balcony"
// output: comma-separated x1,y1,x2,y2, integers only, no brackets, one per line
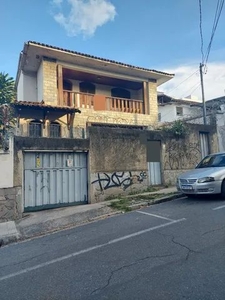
62,91,144,114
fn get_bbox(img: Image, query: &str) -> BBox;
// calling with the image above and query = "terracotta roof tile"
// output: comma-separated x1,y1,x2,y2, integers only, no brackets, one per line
13,101,81,113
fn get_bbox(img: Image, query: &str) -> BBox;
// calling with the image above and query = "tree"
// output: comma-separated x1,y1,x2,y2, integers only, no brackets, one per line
0,72,16,104
0,72,16,150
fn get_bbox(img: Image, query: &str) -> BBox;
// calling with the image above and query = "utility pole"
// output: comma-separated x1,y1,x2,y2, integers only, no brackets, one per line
199,63,207,125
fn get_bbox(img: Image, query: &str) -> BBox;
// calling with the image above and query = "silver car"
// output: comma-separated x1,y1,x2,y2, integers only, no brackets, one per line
177,152,225,197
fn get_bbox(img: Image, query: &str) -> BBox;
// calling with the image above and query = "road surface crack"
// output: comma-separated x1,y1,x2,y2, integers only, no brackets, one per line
90,253,175,295
202,225,225,236
171,237,199,260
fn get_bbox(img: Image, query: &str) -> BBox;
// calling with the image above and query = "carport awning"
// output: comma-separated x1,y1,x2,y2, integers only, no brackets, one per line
13,101,81,128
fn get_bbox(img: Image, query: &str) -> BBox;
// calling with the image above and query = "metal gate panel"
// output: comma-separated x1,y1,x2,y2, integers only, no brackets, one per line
148,162,162,185
24,152,88,211
200,133,209,159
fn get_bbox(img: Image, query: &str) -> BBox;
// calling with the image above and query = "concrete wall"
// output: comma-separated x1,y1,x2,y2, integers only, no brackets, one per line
89,126,148,202
161,123,218,185
89,124,218,201
0,137,14,188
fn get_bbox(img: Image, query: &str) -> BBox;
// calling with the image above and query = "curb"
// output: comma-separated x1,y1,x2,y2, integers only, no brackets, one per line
1,193,185,247
127,193,186,211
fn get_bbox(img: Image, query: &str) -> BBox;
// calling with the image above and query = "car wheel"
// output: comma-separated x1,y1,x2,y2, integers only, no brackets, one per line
221,180,225,199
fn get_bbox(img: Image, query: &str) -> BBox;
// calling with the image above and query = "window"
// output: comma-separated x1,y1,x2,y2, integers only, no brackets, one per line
79,82,96,94
63,80,72,91
176,106,183,116
111,88,131,99
29,120,42,137
49,122,61,138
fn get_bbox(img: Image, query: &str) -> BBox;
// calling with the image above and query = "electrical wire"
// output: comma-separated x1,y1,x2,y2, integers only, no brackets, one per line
204,0,224,65
165,69,199,95
180,82,201,99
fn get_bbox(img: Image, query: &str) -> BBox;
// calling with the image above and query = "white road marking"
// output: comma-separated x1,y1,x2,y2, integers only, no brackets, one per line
213,205,225,211
0,218,186,282
137,211,174,221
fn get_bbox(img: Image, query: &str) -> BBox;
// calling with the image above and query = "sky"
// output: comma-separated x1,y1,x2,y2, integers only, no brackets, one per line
1,0,225,100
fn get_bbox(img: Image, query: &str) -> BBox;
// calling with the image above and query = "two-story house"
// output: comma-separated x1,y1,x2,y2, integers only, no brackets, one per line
15,41,174,137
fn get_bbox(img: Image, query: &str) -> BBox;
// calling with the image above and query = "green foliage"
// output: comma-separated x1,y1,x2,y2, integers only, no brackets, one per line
0,72,16,150
161,120,189,138
0,72,16,105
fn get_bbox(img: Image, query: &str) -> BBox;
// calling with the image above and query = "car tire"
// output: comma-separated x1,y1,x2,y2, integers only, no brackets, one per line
221,180,225,199
185,194,196,198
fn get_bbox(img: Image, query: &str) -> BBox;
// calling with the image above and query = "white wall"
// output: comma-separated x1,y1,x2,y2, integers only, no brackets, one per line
0,137,14,188
37,62,43,102
23,73,37,102
159,104,202,122
69,79,143,100
17,72,24,101
17,72,37,102
158,105,176,122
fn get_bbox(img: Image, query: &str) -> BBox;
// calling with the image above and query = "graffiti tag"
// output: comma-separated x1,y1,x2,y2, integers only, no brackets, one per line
91,171,147,191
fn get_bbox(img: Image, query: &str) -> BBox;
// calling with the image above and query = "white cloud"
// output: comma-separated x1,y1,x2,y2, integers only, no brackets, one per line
160,62,225,101
52,0,116,37
52,0,63,5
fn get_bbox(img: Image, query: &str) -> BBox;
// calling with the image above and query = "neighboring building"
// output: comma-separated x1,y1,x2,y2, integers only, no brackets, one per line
15,41,174,137
205,96,225,152
158,92,202,122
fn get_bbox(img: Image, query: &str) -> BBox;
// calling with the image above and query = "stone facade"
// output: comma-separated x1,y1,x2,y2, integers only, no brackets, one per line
148,81,158,123
0,187,22,223
39,59,159,128
43,59,58,105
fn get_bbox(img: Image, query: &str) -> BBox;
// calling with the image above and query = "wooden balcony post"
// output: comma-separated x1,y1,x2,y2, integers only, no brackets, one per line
57,65,63,106
143,82,149,114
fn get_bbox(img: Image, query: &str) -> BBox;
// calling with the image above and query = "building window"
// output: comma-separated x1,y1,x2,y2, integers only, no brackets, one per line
79,82,96,94
63,80,72,91
176,106,183,116
49,122,61,138
111,88,131,99
29,120,42,137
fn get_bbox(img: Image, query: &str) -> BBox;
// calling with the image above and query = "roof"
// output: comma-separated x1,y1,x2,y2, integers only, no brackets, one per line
157,92,202,106
16,41,174,87
27,41,174,77
13,101,81,114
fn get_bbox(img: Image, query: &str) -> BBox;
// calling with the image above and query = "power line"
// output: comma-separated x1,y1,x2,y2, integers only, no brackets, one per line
180,81,201,99
165,69,199,94
204,0,224,65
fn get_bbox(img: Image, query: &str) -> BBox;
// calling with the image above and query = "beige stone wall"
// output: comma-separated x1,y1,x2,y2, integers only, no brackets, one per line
72,108,158,128
43,59,58,105
148,81,158,123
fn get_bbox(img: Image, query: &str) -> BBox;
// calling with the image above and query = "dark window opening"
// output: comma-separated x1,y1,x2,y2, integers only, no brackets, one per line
29,120,42,137
63,80,72,91
49,122,61,138
79,82,96,94
111,88,131,99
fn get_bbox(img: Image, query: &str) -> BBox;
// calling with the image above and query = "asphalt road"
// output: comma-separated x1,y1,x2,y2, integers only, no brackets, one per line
1,196,225,300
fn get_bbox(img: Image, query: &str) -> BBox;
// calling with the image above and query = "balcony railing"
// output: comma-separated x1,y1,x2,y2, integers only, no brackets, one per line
62,91,144,114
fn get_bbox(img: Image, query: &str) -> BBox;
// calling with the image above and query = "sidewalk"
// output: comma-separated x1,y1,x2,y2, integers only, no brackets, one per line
0,186,183,246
